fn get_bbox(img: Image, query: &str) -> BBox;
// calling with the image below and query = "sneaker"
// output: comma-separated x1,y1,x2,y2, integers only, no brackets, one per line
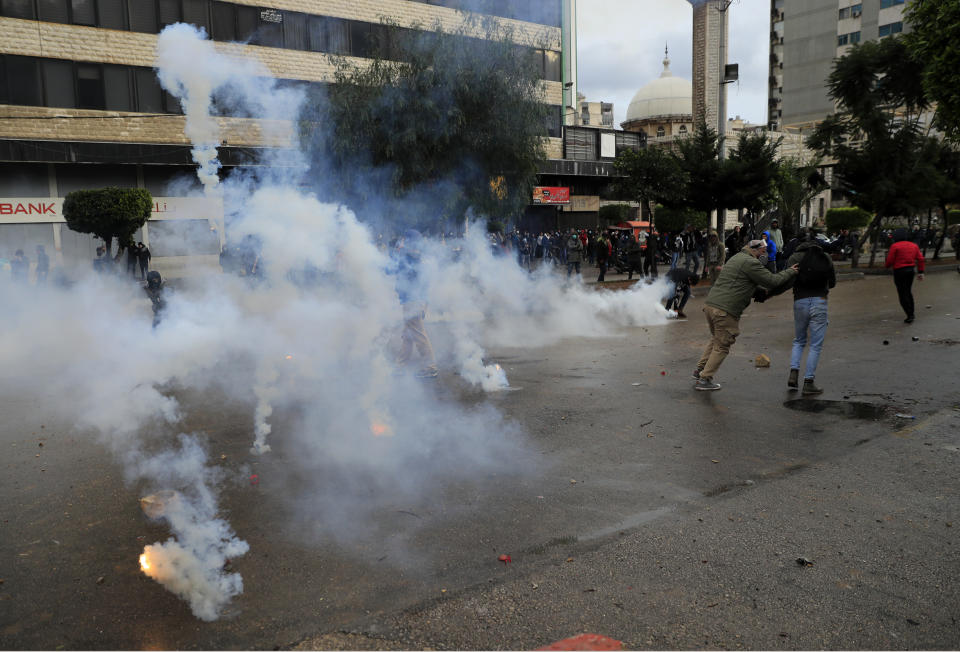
904,316,915,324
694,378,721,391
788,368,799,389
802,378,823,395
415,368,439,379
676,311,687,319
692,368,701,380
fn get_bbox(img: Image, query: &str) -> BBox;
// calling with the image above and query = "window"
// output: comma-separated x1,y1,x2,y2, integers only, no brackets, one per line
283,12,308,51
656,126,665,138
70,0,96,25
127,0,157,32
182,0,209,32
851,3,862,16
43,59,76,108
135,66,163,112
0,0,36,19
5,56,42,106
880,0,904,7
580,106,589,125
77,63,105,109
850,31,861,44
211,1,236,40
878,21,903,37
678,125,688,135
545,105,560,138
544,50,560,82
98,0,125,29
157,0,179,28
564,127,597,160
838,7,849,19
837,33,849,46
38,0,69,22
104,65,132,110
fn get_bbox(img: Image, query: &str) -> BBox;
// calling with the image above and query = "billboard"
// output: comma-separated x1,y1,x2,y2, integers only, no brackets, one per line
532,186,570,205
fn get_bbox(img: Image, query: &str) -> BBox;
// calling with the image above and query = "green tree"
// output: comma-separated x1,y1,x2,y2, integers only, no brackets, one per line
725,131,782,240
903,0,960,142
652,205,708,234
808,36,936,266
772,157,828,239
598,203,633,228
825,207,872,233
303,16,548,230
612,146,683,229
63,187,152,258
672,121,724,219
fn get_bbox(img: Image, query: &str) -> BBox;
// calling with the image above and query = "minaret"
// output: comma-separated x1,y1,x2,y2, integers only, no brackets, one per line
690,0,729,134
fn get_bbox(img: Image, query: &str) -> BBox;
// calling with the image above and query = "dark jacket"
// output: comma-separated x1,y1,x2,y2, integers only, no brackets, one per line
787,242,836,300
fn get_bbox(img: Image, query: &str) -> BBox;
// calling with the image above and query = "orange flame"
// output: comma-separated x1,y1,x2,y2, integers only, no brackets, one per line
284,355,293,360
371,422,392,437
139,553,150,572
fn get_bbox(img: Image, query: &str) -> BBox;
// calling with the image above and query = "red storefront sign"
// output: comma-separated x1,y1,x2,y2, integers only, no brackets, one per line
532,186,570,204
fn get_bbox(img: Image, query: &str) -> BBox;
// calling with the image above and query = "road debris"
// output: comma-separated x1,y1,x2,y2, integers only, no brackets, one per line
96,576,105,584
249,474,259,485
754,354,771,368
796,557,814,566
497,554,511,564
894,414,916,419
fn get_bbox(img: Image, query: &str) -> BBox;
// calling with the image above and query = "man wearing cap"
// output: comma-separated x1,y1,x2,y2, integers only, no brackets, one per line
693,239,798,391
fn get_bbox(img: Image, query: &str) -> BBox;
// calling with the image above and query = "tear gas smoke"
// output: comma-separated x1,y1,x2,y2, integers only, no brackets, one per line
0,23,674,621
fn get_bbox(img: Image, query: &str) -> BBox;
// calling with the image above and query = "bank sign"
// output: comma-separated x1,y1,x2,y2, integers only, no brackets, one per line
0,196,223,224
532,186,570,205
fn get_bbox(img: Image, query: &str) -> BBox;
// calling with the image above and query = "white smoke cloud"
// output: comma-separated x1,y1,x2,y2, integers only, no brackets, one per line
0,23,676,621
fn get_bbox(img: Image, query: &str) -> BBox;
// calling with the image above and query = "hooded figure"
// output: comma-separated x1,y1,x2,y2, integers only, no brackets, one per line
145,270,166,328
392,230,438,378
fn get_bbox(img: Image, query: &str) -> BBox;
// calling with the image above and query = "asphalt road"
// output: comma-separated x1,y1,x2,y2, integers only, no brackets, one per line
1,270,958,650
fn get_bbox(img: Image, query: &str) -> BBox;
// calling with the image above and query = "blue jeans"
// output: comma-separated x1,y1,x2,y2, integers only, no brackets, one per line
791,297,828,379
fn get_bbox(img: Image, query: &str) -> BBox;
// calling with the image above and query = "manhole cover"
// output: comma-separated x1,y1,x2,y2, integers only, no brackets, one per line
783,399,886,419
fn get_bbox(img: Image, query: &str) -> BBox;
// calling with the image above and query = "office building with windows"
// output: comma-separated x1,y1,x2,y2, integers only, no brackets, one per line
768,0,908,132
0,0,575,274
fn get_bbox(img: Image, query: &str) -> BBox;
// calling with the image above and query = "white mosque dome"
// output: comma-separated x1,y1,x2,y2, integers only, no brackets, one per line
624,53,693,123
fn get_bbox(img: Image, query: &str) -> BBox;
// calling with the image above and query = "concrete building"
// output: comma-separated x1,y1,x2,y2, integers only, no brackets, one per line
575,94,614,129
620,49,693,148
0,0,573,276
690,0,729,139
769,0,909,131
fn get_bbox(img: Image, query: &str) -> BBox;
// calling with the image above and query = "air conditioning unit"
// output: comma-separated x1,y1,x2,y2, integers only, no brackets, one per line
852,9,861,17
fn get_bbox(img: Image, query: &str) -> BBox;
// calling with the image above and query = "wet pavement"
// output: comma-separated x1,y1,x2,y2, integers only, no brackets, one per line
1,271,959,649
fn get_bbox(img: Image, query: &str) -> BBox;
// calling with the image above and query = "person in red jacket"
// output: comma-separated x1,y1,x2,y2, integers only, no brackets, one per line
885,228,925,323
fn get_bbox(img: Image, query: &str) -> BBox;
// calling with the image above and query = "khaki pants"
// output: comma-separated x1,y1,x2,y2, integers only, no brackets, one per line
397,302,437,373
697,305,740,380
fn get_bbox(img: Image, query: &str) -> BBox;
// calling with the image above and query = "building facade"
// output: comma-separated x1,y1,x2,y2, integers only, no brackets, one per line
0,0,572,275
769,0,908,131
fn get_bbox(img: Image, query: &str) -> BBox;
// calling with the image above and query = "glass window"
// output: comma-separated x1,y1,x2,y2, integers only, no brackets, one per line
70,0,96,25
127,0,157,32
98,0,125,29
656,126,665,138
0,57,7,105
103,65,132,110
211,1,235,40
77,63,105,109
6,56,42,106
283,13,308,51
253,17,282,48
349,21,373,57
182,0,208,32
236,5,257,41
158,0,179,28
135,67,163,112
838,33,849,45
43,59,77,108
838,7,849,19
544,50,560,82
679,125,688,135
1,0,36,19
878,24,890,37
38,0,69,23
307,15,326,51
850,31,861,44
327,17,350,54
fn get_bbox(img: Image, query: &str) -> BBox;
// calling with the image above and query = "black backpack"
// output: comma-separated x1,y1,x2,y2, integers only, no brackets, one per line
798,246,831,285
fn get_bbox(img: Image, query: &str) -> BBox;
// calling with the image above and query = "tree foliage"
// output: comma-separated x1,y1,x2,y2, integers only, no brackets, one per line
63,187,152,254
825,206,872,233
612,147,683,227
903,0,960,142
303,15,549,231
598,203,634,226
653,205,708,233
807,36,938,265
773,157,828,235
672,121,724,216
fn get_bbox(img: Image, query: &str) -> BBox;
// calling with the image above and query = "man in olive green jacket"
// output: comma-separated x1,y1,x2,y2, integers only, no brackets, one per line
693,240,798,391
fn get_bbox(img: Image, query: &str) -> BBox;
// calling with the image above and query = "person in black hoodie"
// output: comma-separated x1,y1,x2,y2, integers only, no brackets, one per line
784,229,836,395
664,267,700,319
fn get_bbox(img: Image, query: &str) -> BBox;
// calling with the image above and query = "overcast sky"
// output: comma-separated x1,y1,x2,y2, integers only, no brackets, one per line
576,0,770,128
